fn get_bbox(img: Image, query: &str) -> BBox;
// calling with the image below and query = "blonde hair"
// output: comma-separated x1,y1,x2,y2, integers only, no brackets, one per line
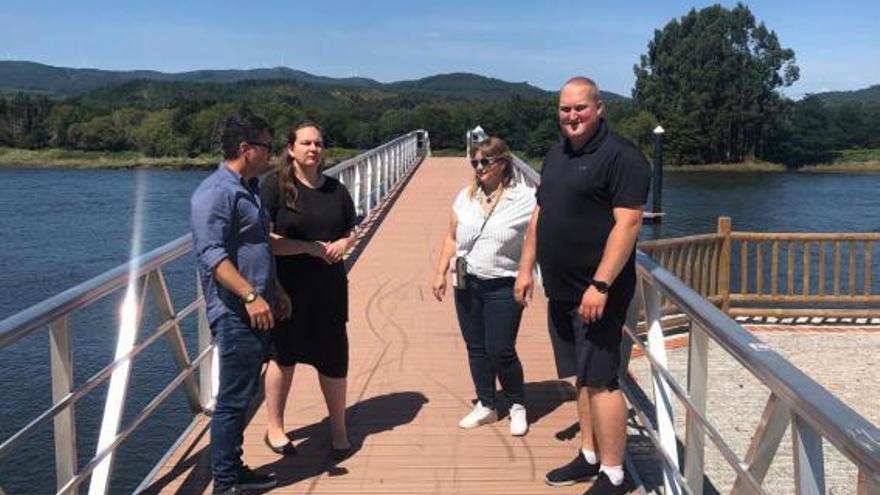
468,136,515,199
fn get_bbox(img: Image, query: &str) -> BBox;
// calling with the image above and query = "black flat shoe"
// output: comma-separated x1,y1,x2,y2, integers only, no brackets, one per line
264,433,297,456
330,444,353,461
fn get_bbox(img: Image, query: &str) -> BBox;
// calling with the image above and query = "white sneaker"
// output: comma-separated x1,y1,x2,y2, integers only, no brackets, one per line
509,403,528,436
458,402,497,429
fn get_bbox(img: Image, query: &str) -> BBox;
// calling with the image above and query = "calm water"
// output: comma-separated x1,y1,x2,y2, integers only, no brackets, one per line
0,167,878,493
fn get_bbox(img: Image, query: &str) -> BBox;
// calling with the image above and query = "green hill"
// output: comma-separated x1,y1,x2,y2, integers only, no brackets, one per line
0,61,626,102
815,85,880,105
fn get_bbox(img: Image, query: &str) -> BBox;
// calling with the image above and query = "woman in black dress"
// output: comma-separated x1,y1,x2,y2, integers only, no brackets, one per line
260,121,356,457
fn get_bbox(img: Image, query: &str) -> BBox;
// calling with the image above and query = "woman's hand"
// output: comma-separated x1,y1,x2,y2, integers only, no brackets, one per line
431,272,447,301
323,239,347,264
513,271,534,307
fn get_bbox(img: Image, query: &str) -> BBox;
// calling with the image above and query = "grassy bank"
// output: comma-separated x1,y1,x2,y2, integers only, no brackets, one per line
0,147,364,170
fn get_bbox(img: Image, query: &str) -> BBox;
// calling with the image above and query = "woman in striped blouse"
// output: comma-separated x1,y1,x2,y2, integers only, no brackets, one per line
431,136,536,436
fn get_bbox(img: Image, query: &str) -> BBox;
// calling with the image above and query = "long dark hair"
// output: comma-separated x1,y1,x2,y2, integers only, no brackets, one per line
276,120,323,211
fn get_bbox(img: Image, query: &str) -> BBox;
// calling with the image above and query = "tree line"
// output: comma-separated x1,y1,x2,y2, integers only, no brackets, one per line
1,4,878,167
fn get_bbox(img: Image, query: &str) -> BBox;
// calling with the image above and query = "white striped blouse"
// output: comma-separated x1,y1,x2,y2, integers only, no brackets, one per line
452,180,537,280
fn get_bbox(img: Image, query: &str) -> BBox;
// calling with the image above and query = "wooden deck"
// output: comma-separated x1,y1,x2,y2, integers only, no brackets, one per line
141,156,628,494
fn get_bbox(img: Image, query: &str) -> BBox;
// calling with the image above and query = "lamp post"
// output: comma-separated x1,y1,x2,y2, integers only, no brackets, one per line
652,125,665,220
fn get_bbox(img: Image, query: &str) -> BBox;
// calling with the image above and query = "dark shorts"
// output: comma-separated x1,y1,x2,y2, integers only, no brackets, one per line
547,297,631,389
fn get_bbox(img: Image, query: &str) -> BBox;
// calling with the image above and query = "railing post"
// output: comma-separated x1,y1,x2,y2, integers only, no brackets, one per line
196,273,215,411
148,270,202,413
683,322,709,495
642,278,684,495
49,316,78,494
792,415,825,495
366,154,375,213
859,470,880,495
718,216,732,313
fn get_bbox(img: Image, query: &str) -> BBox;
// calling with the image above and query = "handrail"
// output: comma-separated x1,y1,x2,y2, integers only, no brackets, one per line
0,235,192,350
0,130,430,495
640,217,878,317
489,128,880,493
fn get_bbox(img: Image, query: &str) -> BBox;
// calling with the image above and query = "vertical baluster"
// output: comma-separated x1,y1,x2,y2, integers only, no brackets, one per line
792,415,826,494
818,241,825,296
849,240,857,296
803,241,811,297
684,322,709,495
740,241,749,295
755,242,763,296
787,241,795,296
50,316,77,493
684,243,695,289
676,245,685,280
710,239,720,297
864,241,872,296
771,241,779,296
701,243,711,296
834,241,842,295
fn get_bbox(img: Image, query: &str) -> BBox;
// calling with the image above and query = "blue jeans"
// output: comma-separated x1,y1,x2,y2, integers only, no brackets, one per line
453,276,525,408
210,313,269,491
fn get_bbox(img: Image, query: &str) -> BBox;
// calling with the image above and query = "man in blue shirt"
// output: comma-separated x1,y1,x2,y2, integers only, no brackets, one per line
191,112,291,495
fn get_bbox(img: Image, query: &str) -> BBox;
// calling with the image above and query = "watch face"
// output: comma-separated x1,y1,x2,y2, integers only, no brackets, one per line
593,281,609,293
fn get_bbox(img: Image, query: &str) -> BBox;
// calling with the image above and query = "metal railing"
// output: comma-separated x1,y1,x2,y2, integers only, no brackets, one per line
495,131,880,494
640,217,879,318
0,130,429,495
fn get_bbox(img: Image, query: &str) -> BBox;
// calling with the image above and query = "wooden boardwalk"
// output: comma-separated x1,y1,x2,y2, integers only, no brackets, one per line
142,156,625,494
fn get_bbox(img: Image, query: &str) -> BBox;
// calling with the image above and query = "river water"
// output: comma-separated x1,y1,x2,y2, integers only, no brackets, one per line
0,167,877,493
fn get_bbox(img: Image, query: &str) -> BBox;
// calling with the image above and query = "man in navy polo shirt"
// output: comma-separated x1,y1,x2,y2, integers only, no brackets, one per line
191,112,291,495
515,77,651,495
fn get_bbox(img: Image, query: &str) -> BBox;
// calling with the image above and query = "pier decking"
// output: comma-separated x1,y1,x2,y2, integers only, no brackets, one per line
142,157,602,494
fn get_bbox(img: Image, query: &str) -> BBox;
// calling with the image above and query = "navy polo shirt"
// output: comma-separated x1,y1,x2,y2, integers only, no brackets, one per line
536,120,652,302
191,162,276,325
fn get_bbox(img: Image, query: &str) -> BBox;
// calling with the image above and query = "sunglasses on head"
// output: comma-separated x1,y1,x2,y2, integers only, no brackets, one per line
470,156,498,168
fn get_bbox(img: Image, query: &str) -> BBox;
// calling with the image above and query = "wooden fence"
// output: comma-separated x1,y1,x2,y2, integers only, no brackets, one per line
639,217,880,318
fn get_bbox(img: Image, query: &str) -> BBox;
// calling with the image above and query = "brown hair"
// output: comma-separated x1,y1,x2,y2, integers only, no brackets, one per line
276,120,323,211
469,136,516,199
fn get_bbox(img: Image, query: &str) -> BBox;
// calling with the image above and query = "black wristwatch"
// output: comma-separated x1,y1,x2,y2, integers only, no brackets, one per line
590,280,610,294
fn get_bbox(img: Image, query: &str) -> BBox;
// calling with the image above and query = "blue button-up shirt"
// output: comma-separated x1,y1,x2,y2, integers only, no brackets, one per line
191,162,275,325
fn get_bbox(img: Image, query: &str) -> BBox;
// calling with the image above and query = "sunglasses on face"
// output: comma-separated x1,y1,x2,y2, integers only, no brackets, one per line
247,141,273,153
470,156,498,168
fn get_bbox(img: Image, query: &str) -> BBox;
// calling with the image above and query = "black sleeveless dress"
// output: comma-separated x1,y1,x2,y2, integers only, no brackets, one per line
260,172,356,377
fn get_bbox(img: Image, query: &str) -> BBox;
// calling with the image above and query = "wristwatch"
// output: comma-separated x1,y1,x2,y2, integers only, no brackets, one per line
590,280,610,294
243,289,259,304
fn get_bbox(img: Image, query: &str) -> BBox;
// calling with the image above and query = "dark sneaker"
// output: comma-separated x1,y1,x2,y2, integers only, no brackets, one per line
212,486,247,495
545,453,599,486
582,472,629,495
236,465,277,491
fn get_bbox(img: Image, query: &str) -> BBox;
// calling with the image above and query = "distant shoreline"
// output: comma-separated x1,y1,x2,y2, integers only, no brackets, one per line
0,147,362,170
663,160,880,173
2,147,879,173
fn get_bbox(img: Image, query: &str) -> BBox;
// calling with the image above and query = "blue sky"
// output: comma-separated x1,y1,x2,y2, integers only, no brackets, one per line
1,0,878,97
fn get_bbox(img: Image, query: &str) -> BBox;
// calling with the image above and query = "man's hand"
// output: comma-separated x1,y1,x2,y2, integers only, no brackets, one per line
274,289,292,320
431,272,447,301
577,286,608,323
306,241,327,260
245,295,275,330
513,271,534,307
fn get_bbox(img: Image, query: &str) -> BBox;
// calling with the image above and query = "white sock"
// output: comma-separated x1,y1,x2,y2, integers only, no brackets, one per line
600,465,625,486
580,448,597,464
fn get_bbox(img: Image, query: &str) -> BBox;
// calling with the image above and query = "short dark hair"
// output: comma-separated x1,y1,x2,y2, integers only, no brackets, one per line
218,112,273,160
